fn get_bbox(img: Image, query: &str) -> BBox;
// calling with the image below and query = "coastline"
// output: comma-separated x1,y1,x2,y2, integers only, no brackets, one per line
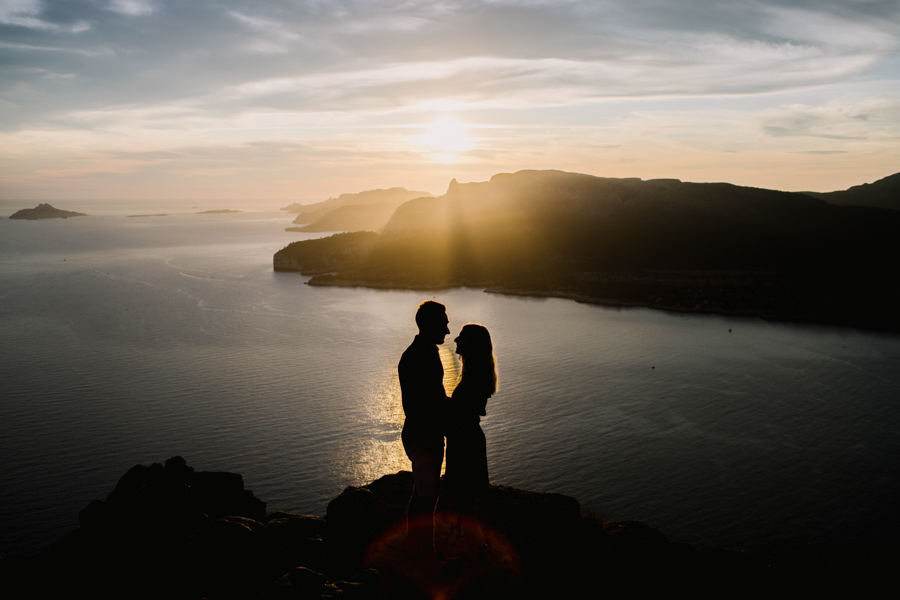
482,287,900,333
305,276,900,335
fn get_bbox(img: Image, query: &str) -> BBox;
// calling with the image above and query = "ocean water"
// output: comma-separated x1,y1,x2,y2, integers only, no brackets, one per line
1,204,898,556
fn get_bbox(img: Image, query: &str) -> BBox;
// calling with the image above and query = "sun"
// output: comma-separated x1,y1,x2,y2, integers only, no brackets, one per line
416,116,473,157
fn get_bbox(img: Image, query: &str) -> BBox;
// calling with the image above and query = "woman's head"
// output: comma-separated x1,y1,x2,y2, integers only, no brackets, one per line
455,323,498,396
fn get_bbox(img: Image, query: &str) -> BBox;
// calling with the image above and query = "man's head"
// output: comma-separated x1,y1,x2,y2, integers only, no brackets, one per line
415,300,449,345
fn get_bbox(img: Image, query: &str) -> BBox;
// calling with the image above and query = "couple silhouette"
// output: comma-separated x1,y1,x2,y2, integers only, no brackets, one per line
398,300,497,569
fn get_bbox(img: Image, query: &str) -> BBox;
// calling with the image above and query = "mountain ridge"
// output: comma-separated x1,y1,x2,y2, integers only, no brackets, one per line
275,170,900,332
800,172,900,211
284,187,435,232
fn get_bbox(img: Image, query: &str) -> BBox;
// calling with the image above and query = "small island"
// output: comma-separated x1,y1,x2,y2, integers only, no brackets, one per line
9,203,87,220
195,209,242,214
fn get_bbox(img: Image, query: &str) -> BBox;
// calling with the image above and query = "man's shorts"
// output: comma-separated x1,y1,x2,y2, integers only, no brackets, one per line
404,438,444,498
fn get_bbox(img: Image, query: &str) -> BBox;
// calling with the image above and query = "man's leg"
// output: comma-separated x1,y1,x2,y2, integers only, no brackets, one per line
407,450,442,560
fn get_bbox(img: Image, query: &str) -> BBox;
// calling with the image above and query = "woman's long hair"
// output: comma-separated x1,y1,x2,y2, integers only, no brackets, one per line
457,323,498,396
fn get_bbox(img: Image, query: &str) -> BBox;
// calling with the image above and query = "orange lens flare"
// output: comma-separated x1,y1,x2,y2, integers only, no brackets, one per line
364,511,521,599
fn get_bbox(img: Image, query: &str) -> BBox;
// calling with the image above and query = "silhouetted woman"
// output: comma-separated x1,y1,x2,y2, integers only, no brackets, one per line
444,323,497,562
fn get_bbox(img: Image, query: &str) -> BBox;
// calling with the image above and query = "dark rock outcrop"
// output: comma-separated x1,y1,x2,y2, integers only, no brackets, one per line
9,203,87,220
1,457,895,599
274,231,380,274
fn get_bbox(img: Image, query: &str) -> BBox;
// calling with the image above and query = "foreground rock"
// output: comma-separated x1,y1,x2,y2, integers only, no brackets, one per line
0,457,895,599
9,203,87,220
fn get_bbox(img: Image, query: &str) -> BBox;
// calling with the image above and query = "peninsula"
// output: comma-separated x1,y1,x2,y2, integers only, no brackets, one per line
9,203,87,220
285,187,434,233
275,170,900,332
0,457,892,599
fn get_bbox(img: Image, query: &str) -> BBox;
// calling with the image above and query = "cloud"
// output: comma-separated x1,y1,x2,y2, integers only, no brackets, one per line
107,1,155,17
0,0,91,31
1,0,42,22
760,98,900,140
105,149,182,160
1,0,896,130
1,0,899,198
227,10,303,53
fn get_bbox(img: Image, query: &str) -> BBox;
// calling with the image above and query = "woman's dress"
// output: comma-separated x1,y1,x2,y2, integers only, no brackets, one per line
443,382,489,495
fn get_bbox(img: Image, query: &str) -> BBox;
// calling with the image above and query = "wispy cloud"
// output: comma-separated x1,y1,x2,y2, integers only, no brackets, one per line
1,0,899,198
760,98,900,140
3,0,895,122
0,0,91,31
107,0,155,17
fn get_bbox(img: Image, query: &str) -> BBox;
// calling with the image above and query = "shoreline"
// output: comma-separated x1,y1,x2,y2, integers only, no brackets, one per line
483,287,900,334
304,277,900,335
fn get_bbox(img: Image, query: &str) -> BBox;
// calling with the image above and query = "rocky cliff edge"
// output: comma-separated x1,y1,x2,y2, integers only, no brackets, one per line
0,457,894,599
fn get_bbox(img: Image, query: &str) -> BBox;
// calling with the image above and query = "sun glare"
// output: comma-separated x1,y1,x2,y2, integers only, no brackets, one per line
416,116,473,160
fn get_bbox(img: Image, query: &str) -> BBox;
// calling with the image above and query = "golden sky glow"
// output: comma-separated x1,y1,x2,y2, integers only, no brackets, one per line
416,116,474,162
1,1,899,203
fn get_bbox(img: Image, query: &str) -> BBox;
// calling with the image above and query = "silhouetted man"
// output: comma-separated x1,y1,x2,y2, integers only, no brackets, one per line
398,300,450,565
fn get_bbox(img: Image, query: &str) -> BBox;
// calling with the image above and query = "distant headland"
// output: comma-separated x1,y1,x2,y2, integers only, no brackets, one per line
9,203,87,220
282,187,435,233
195,209,242,214
275,170,900,333
0,457,892,599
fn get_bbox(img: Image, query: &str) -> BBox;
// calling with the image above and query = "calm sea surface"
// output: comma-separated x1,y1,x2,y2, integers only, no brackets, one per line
1,203,898,556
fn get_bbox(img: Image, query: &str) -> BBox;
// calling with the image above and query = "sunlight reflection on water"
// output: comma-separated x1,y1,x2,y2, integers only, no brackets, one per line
343,366,409,486
336,337,462,487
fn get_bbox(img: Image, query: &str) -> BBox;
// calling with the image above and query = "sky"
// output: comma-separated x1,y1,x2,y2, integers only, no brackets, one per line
1,0,899,204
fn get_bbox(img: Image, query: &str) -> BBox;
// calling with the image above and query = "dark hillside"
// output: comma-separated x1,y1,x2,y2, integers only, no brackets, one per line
286,202,402,233
802,172,900,211
3,458,894,599
276,170,900,331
